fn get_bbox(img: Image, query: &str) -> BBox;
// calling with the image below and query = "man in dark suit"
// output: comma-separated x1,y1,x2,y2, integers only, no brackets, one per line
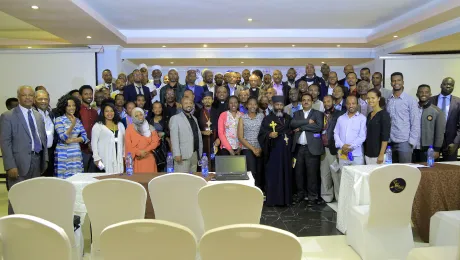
338,64,361,88
332,85,348,112
282,68,298,105
320,95,344,203
96,69,117,92
185,69,205,104
430,77,460,161
0,86,48,214
124,69,152,111
321,71,349,100
290,93,324,207
295,64,326,92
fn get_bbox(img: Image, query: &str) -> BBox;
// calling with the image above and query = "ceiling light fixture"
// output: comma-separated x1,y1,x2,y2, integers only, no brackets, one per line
244,45,248,47
241,61,244,64
170,62,174,64
27,46,32,49
393,35,398,38
247,18,253,22
203,44,208,48
321,61,325,64
292,44,296,47
31,5,39,9
337,45,341,47
162,45,166,47
86,36,92,39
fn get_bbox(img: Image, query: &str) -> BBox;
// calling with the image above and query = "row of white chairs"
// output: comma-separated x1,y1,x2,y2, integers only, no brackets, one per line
0,214,303,260
7,173,265,260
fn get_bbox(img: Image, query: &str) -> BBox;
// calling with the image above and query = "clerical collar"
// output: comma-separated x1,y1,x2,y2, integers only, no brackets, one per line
220,101,225,104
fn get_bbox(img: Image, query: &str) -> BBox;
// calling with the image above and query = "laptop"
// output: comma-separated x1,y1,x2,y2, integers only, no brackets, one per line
214,155,250,181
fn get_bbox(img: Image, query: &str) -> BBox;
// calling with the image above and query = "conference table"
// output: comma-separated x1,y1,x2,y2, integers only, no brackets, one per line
337,162,460,242
67,172,255,223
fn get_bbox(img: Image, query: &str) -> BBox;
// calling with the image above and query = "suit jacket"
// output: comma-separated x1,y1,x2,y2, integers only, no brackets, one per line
290,109,325,155
96,83,117,92
160,83,186,104
323,109,344,155
430,95,460,146
123,84,152,111
0,107,48,176
338,78,361,87
282,82,296,105
169,112,203,160
295,75,326,90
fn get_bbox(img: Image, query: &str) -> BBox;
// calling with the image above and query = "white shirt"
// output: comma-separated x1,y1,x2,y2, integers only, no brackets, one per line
152,82,166,103
358,98,370,116
19,105,42,150
146,80,157,93
327,85,336,95
96,83,113,92
298,109,311,145
37,109,54,148
228,84,236,96
134,83,144,95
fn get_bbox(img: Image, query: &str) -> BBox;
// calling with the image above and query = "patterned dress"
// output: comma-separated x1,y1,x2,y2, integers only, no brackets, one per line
54,115,88,176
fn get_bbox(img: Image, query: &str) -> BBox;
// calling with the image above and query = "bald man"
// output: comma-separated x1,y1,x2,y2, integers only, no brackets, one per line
295,63,326,98
338,64,361,88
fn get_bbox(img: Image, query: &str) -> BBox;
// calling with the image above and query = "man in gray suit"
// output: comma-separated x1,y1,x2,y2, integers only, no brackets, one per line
430,77,460,161
0,86,48,214
290,93,325,207
169,97,203,173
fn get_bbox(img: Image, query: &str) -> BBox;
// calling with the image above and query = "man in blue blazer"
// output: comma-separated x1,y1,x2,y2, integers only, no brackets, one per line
124,69,152,111
185,69,204,104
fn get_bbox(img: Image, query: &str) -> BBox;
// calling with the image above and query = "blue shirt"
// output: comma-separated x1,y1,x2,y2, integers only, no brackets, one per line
334,112,367,156
291,103,302,116
437,94,451,120
334,99,344,111
239,104,248,114
386,92,420,146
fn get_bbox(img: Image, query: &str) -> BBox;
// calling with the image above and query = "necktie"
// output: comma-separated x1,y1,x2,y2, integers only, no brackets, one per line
442,96,447,117
28,110,41,153
137,87,142,95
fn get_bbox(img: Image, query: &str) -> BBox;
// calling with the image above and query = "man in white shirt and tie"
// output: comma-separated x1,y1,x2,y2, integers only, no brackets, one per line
34,90,55,177
96,69,116,92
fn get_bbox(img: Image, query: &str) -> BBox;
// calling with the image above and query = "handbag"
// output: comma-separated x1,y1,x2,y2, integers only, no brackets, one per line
153,138,168,168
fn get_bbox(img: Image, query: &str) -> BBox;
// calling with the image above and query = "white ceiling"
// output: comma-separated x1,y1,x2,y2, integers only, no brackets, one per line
86,0,433,29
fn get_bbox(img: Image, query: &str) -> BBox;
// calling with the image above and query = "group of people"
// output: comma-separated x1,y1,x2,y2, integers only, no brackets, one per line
1,62,458,210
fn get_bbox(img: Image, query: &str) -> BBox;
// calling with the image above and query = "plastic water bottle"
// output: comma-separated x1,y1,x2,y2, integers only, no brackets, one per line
427,146,435,167
201,153,209,178
347,152,354,161
126,152,133,176
166,152,174,173
385,146,392,164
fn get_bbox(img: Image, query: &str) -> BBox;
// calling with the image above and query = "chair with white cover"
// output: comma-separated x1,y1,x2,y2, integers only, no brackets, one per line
8,177,83,260
100,219,197,260
83,179,147,260
346,164,421,260
0,214,72,260
198,183,263,231
148,173,207,240
406,245,459,260
199,224,302,260
429,210,460,246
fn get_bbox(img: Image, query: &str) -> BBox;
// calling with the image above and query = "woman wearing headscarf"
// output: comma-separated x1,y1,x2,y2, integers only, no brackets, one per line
125,107,160,173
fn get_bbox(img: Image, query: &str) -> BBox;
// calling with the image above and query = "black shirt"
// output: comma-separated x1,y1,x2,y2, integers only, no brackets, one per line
164,103,179,121
365,109,391,157
249,88,260,99
184,112,199,152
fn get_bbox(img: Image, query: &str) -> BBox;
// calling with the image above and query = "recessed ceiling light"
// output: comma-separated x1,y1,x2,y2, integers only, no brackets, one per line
241,61,244,64
292,44,296,47
203,44,207,48
321,61,325,64
170,62,174,64
337,45,341,47
393,35,398,38
31,5,39,9
244,45,248,47
86,36,92,39
27,46,32,49
162,45,166,47
247,18,253,22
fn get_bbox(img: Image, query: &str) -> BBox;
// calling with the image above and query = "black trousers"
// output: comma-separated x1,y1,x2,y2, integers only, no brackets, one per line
242,149,264,192
294,144,320,200
218,148,238,155
43,147,55,177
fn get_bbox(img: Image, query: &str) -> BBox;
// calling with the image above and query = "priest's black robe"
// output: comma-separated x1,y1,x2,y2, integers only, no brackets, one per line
258,112,293,206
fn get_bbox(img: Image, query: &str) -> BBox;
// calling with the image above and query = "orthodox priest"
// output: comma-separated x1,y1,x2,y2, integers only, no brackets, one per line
198,91,219,170
258,96,293,206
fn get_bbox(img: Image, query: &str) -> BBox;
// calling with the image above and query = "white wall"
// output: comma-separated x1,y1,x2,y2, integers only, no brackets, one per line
0,51,97,114
383,55,460,98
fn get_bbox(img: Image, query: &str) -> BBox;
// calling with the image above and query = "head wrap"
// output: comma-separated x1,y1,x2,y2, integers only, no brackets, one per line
203,91,213,97
131,107,151,137
138,63,148,70
272,96,284,104
151,65,162,71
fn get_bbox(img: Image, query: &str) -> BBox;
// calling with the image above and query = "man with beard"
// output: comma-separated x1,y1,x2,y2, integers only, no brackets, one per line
235,72,243,86
160,69,185,104
114,94,126,119
360,67,371,85
320,95,343,203
338,64,361,88
111,79,125,99
169,97,203,173
214,72,224,87
272,70,284,97
94,90,105,115
34,90,55,177
212,85,229,117
238,89,249,114
163,88,182,121
309,84,324,112
185,69,204,104
283,68,297,89
291,93,324,206
372,72,392,101
413,84,445,162
248,74,261,99
258,96,293,206
298,80,309,98
321,64,331,86
124,69,152,111
242,69,251,89
430,77,459,161
79,85,98,172
295,64,326,91
386,72,420,163
96,69,116,92
198,92,220,170
346,72,359,97
259,95,271,117
183,89,201,118
265,87,277,112
332,85,347,112
151,65,164,103
202,70,216,96
262,74,273,90
284,88,302,117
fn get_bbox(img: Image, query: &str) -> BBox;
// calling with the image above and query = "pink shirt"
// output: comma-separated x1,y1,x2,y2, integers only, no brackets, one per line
273,83,284,96
218,111,243,150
